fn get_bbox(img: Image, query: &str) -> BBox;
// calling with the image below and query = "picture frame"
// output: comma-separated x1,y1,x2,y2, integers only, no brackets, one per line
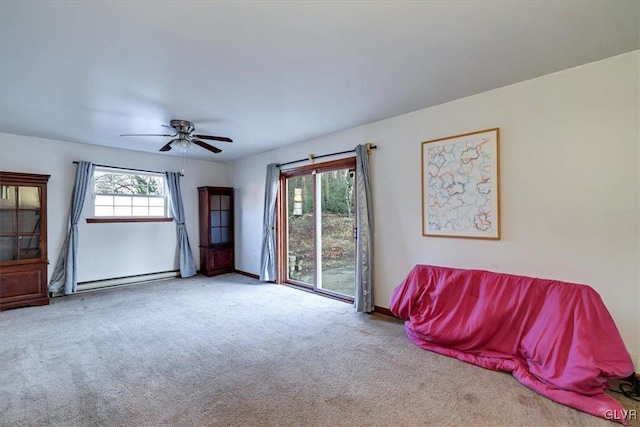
421,128,500,240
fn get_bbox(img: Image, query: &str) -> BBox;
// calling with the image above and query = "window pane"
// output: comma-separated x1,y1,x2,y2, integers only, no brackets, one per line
114,196,131,206
114,206,132,216
211,227,221,244
95,206,114,216
95,195,113,205
149,207,165,216
94,172,114,193
149,177,164,195
132,197,148,206
112,175,135,194
221,195,230,211
132,207,149,216
130,175,148,195
149,197,164,207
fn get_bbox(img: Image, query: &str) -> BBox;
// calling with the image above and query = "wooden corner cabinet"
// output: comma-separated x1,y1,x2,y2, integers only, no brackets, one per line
198,187,234,276
0,171,50,310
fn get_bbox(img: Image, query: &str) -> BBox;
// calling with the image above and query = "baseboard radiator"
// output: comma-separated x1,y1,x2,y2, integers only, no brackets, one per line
76,271,179,292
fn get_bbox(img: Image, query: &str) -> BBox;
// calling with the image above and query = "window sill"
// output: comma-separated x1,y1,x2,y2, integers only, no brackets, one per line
86,218,174,224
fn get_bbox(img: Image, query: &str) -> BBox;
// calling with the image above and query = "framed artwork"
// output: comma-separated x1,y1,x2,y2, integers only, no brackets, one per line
421,128,500,239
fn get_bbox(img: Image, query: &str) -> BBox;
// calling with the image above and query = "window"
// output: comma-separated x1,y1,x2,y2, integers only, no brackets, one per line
91,168,169,219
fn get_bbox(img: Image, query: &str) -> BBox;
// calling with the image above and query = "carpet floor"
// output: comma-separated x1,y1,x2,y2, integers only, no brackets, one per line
1,273,638,427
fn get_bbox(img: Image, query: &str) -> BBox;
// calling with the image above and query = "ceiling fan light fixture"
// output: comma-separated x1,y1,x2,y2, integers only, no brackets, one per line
170,138,190,151
120,119,232,154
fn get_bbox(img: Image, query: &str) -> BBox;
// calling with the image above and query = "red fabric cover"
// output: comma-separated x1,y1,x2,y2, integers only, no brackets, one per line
390,265,634,424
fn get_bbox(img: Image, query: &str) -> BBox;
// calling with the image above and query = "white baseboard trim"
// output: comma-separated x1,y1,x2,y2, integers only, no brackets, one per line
77,271,180,292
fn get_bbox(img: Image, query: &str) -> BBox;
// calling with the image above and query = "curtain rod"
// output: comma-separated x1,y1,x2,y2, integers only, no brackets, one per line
277,144,377,168
72,161,184,176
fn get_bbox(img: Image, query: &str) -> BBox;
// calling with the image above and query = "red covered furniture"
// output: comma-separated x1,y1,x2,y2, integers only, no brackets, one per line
390,265,635,424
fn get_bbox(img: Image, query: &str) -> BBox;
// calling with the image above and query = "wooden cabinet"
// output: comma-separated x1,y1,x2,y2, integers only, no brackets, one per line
198,186,234,276
0,172,50,310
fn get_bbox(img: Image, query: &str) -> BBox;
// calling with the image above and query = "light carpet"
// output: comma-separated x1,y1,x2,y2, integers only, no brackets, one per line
1,273,637,427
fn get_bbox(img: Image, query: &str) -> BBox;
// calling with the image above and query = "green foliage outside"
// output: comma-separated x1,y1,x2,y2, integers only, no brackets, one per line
287,170,354,216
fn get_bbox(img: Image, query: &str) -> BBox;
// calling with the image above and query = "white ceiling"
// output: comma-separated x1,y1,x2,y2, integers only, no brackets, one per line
1,1,638,163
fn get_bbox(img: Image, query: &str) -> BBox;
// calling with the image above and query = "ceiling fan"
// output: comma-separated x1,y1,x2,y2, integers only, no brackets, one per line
120,119,232,154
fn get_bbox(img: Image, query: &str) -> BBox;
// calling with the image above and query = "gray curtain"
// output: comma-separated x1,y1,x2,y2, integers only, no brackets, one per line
165,172,197,278
49,161,95,295
260,163,280,281
354,145,374,312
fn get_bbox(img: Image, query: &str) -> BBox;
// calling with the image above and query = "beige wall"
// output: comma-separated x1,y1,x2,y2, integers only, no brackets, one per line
229,51,640,367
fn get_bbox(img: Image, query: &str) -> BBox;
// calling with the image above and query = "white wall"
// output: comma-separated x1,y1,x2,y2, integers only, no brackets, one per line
229,51,640,366
0,133,227,282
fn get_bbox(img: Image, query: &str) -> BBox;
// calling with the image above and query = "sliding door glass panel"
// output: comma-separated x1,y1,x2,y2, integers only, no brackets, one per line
287,175,314,285
319,169,356,297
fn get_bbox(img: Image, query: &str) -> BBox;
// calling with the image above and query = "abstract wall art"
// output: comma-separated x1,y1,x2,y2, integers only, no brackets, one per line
421,128,500,239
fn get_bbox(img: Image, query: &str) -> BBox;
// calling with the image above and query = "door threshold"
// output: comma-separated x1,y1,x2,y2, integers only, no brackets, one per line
280,281,354,304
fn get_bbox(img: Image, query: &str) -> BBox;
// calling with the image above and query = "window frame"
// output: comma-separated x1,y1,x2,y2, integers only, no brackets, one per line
87,167,173,224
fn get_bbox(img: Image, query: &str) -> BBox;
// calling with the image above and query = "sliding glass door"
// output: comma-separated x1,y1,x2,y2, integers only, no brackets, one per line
319,169,355,296
286,174,314,284
281,158,356,298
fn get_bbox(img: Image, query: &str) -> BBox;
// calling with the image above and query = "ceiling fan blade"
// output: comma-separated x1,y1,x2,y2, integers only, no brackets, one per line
159,141,173,152
192,139,222,153
120,133,175,137
194,134,233,143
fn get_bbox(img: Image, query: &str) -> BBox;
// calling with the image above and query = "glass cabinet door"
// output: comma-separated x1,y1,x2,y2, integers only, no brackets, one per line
0,185,17,261
210,194,231,244
0,185,41,261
